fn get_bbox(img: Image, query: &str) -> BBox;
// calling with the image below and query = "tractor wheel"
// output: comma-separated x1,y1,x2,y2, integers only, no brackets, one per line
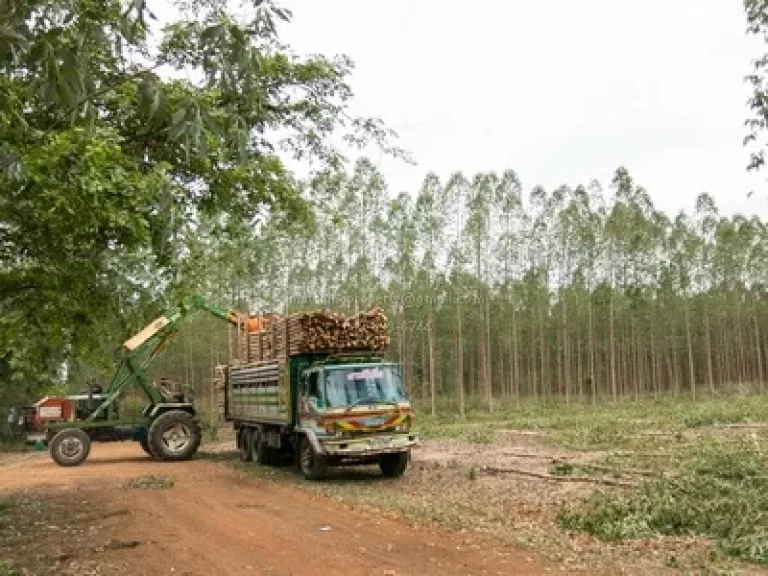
50,429,91,467
298,435,327,481
379,451,409,478
239,427,251,461
250,427,272,465
139,436,153,457
147,410,201,462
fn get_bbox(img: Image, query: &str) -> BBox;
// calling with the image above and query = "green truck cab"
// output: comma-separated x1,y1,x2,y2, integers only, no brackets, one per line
226,352,418,480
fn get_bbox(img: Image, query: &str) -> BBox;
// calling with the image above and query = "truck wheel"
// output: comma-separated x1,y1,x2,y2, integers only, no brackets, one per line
239,427,251,461
299,436,327,481
50,429,91,467
148,410,201,461
250,428,272,465
379,451,409,478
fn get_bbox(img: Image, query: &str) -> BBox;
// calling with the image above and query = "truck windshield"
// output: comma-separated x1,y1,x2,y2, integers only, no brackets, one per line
323,365,406,408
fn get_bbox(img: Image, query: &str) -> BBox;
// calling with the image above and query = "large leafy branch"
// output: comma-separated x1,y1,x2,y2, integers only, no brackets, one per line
0,0,406,392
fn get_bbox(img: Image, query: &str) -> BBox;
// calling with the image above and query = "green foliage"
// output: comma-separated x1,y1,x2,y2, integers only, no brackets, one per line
744,0,768,172
559,440,768,564
458,428,496,444
0,0,402,401
0,561,19,576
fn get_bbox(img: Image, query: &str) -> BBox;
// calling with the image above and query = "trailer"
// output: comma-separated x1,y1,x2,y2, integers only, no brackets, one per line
226,349,418,480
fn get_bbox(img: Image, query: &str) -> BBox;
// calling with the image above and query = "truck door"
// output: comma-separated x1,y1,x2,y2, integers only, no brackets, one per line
297,370,322,426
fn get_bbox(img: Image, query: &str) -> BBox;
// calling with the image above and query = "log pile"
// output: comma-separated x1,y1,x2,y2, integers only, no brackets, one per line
248,308,389,361
212,365,227,420
229,321,248,363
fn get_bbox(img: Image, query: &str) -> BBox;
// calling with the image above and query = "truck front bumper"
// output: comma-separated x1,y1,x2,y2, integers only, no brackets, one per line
321,434,419,457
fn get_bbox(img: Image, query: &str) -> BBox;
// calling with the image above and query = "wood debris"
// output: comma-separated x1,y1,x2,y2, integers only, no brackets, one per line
480,465,637,488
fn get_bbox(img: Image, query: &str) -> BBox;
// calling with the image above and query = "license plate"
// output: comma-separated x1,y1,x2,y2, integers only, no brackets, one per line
363,416,387,427
370,437,389,447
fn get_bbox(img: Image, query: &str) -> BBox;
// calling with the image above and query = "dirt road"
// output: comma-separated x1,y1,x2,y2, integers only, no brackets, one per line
0,443,545,576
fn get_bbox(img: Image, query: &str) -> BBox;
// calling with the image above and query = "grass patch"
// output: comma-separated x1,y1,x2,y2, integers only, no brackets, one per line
0,499,12,530
123,475,174,490
457,428,496,444
413,392,768,451
0,437,28,453
0,561,20,576
559,439,768,564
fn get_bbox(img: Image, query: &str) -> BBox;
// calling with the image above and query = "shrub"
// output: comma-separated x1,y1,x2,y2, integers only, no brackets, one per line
559,440,768,564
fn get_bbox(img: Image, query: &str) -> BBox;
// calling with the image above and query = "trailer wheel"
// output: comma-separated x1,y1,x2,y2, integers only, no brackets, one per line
249,428,272,465
148,410,201,461
239,427,251,461
379,451,409,478
299,436,327,481
50,429,91,467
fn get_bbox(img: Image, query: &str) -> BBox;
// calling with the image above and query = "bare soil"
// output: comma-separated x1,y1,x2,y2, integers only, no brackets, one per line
0,442,545,576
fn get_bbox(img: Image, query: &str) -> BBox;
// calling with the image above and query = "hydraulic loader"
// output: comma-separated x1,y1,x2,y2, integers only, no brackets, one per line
46,295,243,467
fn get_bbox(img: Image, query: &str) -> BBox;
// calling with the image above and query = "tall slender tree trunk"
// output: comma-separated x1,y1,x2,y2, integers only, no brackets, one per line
562,294,570,405
631,317,639,400
531,306,538,401
754,303,764,394
421,328,427,401
609,291,617,401
685,301,696,400
538,301,546,402
510,300,519,406
589,299,596,405
577,332,583,401
428,314,436,416
723,314,732,387
456,298,465,415
485,296,493,411
705,310,715,397
665,344,675,394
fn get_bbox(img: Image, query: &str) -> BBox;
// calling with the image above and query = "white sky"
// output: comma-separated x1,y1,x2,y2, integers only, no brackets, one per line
277,0,768,217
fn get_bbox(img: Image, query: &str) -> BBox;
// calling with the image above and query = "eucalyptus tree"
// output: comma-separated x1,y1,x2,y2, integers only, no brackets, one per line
384,193,417,392
414,172,447,414
744,0,768,173
494,169,524,402
444,171,471,414
465,172,497,408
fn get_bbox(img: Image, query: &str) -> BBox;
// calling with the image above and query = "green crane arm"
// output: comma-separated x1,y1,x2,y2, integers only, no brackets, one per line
87,295,244,420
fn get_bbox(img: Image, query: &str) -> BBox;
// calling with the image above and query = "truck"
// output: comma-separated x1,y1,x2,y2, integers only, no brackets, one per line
44,295,242,466
225,311,418,480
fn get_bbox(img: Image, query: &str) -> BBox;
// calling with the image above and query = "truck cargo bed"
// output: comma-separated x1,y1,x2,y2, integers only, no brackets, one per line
225,361,290,424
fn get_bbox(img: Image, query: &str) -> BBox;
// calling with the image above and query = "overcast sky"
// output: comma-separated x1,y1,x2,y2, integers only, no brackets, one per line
274,0,768,217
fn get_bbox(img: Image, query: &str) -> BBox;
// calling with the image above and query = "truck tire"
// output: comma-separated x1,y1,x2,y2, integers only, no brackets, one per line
250,427,272,465
148,410,201,461
379,451,409,478
50,428,91,467
239,427,251,461
299,435,327,481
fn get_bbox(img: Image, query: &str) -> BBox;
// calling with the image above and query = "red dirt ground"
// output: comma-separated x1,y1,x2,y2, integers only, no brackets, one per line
0,443,547,575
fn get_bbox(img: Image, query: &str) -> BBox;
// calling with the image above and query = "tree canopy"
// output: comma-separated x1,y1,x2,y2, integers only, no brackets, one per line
745,0,768,172
0,0,402,400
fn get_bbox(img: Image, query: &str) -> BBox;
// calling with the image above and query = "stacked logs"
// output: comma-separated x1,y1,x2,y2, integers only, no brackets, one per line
247,308,389,361
212,365,227,421
229,321,249,363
